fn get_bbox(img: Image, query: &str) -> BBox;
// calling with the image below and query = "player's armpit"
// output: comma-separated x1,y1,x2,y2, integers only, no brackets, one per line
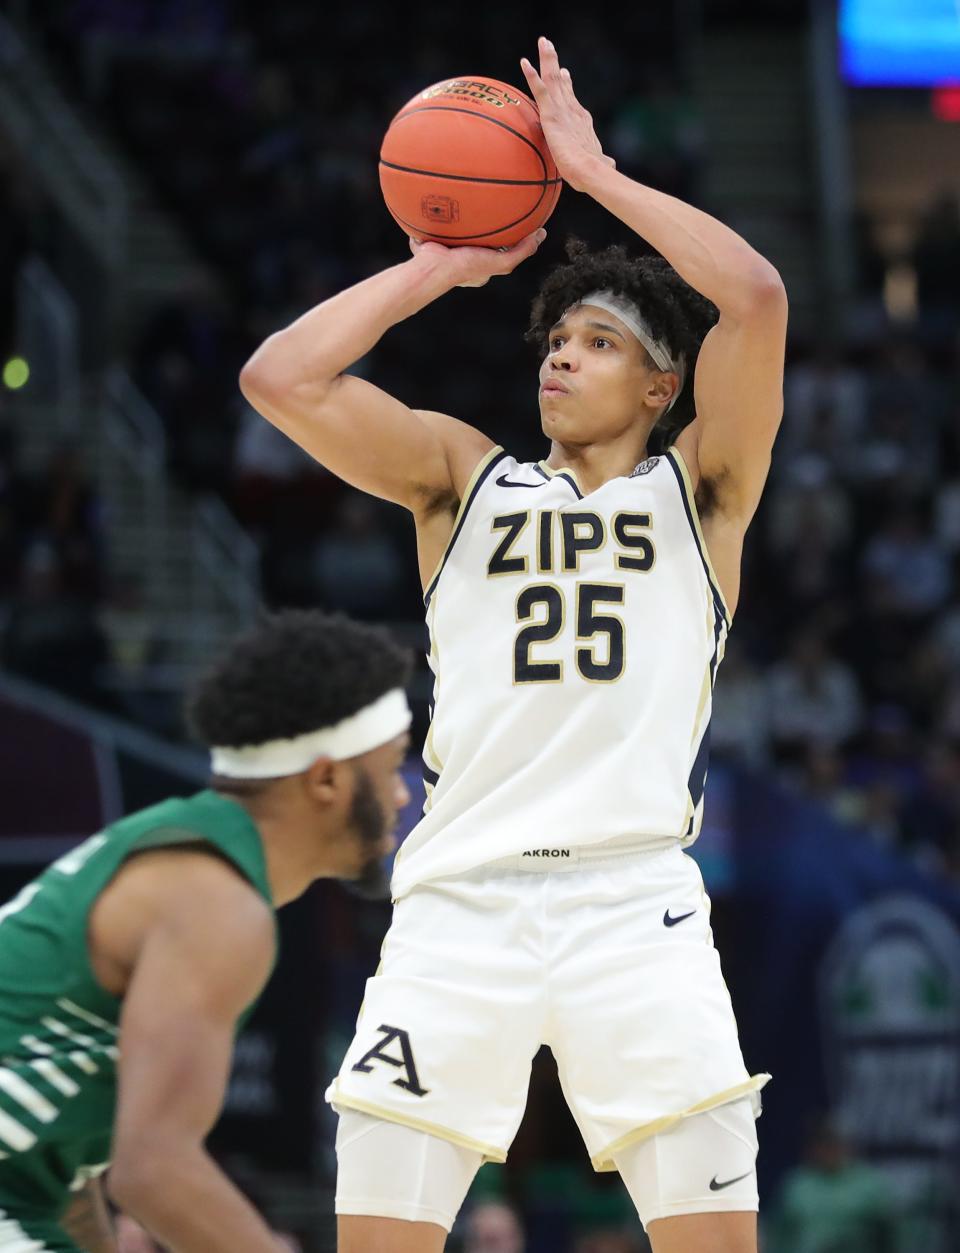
108,854,281,1253
690,276,788,526
241,363,493,513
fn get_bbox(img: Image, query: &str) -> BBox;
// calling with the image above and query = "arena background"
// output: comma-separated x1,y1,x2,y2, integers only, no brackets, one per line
1,1,959,1249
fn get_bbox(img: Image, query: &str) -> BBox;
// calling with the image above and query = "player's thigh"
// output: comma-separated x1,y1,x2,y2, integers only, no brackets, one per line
335,1111,482,1239
338,1215,448,1253
647,1210,756,1253
613,1099,758,1233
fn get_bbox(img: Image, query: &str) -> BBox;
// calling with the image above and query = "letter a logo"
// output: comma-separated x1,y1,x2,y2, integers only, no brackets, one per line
350,1024,429,1097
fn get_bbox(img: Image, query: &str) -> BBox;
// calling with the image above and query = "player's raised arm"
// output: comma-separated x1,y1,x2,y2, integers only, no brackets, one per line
522,37,788,524
239,232,544,512
105,850,287,1253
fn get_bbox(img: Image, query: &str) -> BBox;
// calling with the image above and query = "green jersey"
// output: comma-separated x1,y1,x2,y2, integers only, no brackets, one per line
0,790,274,1220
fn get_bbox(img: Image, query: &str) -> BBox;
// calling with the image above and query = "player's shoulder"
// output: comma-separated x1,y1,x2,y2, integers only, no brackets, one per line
412,410,498,504
669,425,702,492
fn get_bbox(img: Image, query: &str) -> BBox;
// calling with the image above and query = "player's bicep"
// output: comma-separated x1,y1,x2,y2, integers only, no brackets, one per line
692,284,788,523
112,862,275,1159
240,365,490,510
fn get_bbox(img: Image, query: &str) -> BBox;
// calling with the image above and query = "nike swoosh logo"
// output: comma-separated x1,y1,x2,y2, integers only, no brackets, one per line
709,1171,752,1192
496,475,547,489
663,909,696,928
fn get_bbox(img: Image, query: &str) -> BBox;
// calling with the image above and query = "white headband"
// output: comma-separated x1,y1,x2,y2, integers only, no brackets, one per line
210,689,412,780
578,290,686,412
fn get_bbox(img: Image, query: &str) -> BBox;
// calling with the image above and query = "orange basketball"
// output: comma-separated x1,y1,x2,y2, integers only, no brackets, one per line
379,77,562,249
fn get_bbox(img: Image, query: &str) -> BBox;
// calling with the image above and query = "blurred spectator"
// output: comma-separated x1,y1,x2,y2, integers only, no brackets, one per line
1,542,110,708
98,571,163,681
0,422,31,596
463,1200,525,1253
766,632,863,759
911,192,960,343
26,440,104,599
800,745,865,828
312,494,403,619
861,508,950,619
779,351,867,472
711,639,771,766
766,1117,900,1253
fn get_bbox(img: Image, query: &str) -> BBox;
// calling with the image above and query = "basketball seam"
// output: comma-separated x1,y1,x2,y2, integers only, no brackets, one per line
379,159,560,188
382,105,555,181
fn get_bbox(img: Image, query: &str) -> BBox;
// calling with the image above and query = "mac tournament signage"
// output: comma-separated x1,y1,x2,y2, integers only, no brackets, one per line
819,895,960,1250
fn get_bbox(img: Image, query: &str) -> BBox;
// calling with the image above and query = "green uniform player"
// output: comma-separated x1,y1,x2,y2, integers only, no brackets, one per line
0,611,412,1252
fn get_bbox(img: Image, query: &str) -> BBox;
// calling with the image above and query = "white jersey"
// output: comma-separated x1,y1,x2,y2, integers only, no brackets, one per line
391,444,731,898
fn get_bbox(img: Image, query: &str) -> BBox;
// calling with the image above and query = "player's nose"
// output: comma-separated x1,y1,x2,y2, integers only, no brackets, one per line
395,776,411,810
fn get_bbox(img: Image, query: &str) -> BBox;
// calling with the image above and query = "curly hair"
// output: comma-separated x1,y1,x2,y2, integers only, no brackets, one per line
527,239,719,451
185,610,411,750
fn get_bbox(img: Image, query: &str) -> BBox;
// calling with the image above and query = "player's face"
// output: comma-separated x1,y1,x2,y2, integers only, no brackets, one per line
342,734,411,888
538,304,659,444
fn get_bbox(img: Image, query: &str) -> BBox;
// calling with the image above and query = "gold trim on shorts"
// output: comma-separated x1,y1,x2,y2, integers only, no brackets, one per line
590,1073,771,1172
328,1081,507,1164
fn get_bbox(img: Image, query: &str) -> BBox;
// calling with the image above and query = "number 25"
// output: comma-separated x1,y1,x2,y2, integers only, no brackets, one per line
515,582,625,684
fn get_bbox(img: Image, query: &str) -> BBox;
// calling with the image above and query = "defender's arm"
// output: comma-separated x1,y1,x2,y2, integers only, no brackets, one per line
103,850,285,1253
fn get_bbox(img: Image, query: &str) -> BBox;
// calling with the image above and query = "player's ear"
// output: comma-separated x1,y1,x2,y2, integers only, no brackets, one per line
302,755,341,806
646,371,679,410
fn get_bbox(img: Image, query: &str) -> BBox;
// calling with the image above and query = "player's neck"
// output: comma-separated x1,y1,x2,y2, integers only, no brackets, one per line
543,434,650,494
232,795,323,907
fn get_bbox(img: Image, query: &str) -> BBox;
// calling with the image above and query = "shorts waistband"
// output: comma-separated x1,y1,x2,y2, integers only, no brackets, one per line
486,837,677,873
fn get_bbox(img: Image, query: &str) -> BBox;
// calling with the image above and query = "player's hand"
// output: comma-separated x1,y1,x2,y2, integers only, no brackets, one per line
408,228,546,288
520,36,616,192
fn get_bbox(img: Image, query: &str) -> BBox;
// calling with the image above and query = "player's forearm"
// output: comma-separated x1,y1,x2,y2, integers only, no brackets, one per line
576,156,784,320
110,1146,281,1253
241,253,456,394
62,1178,118,1253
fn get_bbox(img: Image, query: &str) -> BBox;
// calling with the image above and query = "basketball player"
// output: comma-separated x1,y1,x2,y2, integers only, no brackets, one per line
0,611,412,1252
241,37,787,1253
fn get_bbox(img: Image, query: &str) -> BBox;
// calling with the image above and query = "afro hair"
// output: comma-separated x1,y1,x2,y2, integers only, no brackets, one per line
527,239,719,451
185,610,411,751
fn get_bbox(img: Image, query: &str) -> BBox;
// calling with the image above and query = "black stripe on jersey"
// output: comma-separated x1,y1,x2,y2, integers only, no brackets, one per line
423,449,509,609
422,763,440,789
534,461,583,499
665,450,730,631
685,720,712,834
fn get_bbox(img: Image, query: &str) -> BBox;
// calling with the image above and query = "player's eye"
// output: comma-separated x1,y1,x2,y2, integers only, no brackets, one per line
593,337,611,349
549,336,565,351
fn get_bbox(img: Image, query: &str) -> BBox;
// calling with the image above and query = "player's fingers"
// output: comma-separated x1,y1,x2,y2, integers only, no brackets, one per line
520,56,544,98
498,228,546,272
538,35,562,82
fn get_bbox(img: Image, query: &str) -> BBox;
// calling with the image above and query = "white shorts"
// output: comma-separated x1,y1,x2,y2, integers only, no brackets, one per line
326,843,769,1172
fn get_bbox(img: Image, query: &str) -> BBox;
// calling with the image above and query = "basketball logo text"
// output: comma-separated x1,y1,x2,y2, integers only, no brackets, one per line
421,80,523,109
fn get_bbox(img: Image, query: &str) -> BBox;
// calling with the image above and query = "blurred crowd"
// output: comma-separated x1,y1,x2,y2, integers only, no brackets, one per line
0,2,957,1251
1,0,958,892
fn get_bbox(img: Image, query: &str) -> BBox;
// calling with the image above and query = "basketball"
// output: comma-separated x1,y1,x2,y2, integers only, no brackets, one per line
379,77,561,249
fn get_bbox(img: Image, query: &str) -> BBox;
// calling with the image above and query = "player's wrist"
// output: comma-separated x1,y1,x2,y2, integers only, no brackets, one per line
404,247,464,295
568,150,618,195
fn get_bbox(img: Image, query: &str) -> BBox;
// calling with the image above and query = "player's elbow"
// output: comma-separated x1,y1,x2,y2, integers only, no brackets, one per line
239,340,289,406
740,264,788,322
239,340,334,419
